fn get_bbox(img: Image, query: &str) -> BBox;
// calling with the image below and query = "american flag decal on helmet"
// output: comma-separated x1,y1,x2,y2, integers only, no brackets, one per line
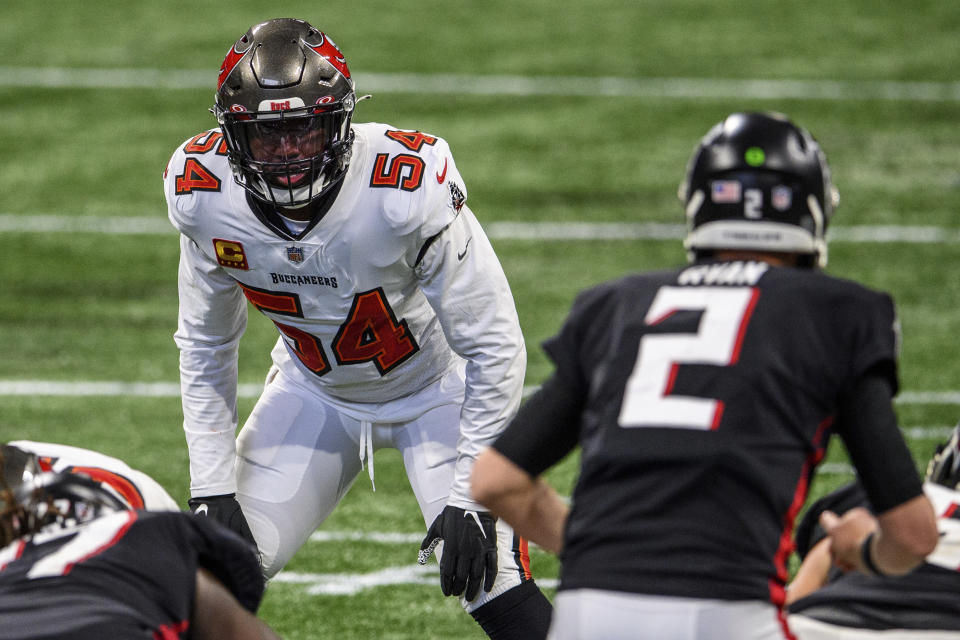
711,180,742,203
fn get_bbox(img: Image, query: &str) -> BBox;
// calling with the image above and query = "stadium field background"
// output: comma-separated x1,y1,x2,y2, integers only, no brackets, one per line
1,2,959,637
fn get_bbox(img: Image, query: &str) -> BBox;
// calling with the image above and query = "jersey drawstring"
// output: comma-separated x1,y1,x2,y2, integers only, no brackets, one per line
359,420,375,491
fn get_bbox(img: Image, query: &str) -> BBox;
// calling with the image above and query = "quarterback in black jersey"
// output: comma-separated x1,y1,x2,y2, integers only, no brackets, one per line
0,445,278,640
472,112,938,640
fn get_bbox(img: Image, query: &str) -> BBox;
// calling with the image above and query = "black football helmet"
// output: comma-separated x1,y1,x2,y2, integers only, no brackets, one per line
1,443,40,491
1,466,128,547
927,423,960,490
213,18,357,208
679,112,839,267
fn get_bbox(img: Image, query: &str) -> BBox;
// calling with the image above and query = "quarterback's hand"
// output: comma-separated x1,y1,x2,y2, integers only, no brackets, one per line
418,505,498,601
188,494,257,548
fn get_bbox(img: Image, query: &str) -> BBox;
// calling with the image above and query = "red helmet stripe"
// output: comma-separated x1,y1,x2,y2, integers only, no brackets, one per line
218,43,247,90
308,34,351,79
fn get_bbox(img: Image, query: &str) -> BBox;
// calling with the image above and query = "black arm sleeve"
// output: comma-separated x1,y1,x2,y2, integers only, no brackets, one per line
834,370,923,514
191,515,266,613
492,372,585,477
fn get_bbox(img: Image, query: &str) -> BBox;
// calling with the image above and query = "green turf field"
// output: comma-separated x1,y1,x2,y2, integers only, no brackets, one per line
2,1,959,637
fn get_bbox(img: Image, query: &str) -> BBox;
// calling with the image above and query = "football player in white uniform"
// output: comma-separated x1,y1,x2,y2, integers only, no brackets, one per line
4,441,178,511
163,18,551,638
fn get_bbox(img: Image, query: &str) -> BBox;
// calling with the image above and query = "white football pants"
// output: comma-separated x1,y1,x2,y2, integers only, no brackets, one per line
788,615,960,639
548,590,794,640
234,364,530,611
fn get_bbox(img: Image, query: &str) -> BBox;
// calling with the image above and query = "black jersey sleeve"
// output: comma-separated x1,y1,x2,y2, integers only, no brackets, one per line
492,372,584,476
491,286,606,476
188,515,266,613
833,371,923,514
540,289,596,391
846,290,900,395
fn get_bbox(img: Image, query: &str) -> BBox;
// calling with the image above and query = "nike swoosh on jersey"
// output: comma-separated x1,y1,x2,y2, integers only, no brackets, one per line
457,237,473,261
436,158,448,184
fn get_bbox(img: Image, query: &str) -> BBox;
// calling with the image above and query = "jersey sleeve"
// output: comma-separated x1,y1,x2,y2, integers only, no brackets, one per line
490,287,607,476
834,372,923,513
164,144,248,497
173,234,247,497
541,284,610,390
363,125,465,262
415,203,526,510
186,514,266,613
492,372,584,476
164,130,221,237
831,287,919,512
846,289,900,395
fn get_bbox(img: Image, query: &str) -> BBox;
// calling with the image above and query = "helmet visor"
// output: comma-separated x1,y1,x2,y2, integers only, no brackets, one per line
237,112,342,177
221,105,350,204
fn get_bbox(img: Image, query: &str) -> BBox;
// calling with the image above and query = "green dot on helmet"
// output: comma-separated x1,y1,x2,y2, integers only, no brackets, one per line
745,147,765,166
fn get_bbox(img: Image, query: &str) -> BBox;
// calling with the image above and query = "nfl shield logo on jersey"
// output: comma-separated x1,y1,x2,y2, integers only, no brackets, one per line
286,246,305,263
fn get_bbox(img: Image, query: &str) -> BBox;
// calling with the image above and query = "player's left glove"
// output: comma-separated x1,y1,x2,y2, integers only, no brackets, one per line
418,505,498,601
188,493,257,549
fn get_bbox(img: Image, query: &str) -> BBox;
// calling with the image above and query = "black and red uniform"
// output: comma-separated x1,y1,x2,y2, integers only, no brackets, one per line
0,510,264,639
789,481,960,630
494,259,922,605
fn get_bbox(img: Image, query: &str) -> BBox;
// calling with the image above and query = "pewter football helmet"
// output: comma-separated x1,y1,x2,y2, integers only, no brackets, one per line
213,18,356,208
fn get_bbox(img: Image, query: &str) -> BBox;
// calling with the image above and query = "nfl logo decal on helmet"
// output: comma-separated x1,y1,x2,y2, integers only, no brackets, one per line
679,112,840,267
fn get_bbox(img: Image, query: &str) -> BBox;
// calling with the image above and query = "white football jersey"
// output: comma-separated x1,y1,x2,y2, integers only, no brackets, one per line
164,122,526,496
8,440,179,511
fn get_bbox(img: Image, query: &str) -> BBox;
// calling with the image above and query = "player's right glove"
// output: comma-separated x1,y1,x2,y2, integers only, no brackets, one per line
188,493,257,548
418,505,498,601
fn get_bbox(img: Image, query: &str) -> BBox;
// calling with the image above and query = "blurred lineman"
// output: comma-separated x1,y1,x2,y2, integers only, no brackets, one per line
472,112,938,640
163,17,551,638
786,423,960,639
7,440,179,511
0,444,278,639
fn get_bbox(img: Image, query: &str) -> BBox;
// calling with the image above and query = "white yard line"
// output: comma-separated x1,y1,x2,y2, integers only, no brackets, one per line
2,66,959,102
273,564,559,595
2,214,959,244
0,380,958,412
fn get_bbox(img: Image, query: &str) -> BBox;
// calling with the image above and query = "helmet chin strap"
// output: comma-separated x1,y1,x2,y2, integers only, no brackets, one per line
684,189,705,225
807,195,828,267
683,189,706,263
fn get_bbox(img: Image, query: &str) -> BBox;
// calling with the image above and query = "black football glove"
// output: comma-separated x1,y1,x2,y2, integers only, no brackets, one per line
418,505,498,601
188,493,257,548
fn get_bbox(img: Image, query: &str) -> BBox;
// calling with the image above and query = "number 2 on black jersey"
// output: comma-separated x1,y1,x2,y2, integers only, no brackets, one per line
618,286,759,430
